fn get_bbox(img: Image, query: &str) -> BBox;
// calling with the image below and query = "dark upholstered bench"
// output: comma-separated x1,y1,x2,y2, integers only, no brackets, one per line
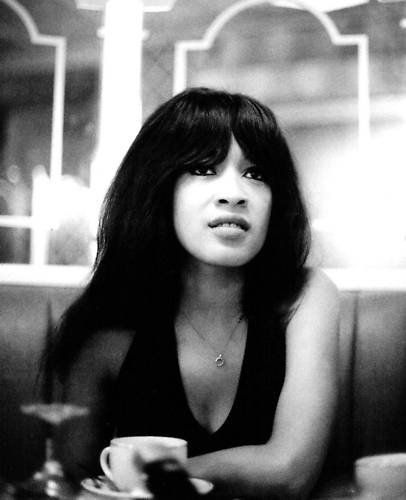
1,283,406,490
0,284,80,481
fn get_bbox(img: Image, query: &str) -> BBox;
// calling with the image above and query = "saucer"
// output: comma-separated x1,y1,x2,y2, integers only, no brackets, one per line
81,475,214,498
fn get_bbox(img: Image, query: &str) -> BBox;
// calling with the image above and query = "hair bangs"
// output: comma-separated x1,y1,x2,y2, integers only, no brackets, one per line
231,95,280,182
166,92,234,174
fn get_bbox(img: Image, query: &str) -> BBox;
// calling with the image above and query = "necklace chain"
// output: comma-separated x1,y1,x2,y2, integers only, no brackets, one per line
180,311,244,368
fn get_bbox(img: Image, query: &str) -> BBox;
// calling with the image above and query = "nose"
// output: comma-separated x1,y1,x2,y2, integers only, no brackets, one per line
216,170,247,207
217,196,246,206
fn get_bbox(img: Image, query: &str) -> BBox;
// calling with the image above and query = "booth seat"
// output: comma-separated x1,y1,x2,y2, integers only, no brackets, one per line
314,290,406,496
0,283,406,488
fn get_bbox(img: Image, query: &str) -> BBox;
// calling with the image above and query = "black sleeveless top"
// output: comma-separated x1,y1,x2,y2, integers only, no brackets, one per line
114,315,286,457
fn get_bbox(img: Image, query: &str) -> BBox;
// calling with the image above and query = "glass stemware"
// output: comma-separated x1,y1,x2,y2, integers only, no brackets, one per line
15,403,89,499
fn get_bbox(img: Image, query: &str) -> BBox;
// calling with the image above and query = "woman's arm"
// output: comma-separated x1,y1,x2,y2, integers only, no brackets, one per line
56,330,132,480
187,269,340,499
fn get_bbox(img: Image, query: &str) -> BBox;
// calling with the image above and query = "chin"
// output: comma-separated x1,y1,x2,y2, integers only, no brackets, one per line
201,251,256,268
184,242,263,269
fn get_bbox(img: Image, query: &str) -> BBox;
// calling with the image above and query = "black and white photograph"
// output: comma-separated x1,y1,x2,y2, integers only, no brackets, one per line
0,1,406,498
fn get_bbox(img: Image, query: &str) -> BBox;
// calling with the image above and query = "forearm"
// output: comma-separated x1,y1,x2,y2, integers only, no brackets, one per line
187,444,313,499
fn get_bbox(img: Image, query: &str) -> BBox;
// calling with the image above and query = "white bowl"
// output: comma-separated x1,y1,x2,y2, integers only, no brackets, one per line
355,453,406,498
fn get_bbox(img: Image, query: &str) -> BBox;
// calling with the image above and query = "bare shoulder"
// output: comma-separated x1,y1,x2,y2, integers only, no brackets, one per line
297,268,339,312
287,268,340,341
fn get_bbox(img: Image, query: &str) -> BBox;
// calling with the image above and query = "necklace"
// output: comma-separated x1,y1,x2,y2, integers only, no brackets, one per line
180,311,244,368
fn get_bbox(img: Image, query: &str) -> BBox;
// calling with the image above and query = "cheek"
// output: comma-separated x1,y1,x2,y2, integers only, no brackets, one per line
258,191,272,231
252,193,272,253
173,191,186,241
173,181,198,243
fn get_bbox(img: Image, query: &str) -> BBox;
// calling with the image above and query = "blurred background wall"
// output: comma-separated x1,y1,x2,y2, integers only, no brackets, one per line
0,0,405,275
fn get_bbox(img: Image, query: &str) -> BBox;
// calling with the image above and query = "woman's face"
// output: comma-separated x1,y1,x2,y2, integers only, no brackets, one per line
173,137,272,268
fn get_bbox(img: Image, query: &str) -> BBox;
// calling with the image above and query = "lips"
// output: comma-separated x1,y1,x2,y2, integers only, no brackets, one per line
208,216,250,231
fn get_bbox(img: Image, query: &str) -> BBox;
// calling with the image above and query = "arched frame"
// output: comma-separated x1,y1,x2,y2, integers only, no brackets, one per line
170,1,406,290
173,0,370,158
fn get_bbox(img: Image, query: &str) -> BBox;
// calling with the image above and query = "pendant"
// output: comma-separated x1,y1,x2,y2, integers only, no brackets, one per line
215,354,225,368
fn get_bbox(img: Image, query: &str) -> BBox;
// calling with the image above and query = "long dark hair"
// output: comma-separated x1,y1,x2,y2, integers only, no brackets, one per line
52,87,310,378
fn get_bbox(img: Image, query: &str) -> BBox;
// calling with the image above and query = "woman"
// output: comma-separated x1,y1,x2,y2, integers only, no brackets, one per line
53,87,339,499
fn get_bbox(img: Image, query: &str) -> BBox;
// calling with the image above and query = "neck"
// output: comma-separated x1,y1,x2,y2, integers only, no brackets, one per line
179,260,244,321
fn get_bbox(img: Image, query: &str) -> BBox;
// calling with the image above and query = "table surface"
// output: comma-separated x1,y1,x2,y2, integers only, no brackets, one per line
77,481,364,500
0,476,394,500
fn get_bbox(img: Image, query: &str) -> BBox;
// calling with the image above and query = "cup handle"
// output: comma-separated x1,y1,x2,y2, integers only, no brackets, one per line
100,446,115,482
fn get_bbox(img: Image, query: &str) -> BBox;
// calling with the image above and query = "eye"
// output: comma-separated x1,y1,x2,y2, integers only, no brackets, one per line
188,165,216,176
244,165,266,182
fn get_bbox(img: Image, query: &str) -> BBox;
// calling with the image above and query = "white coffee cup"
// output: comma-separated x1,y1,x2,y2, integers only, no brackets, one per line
355,453,406,499
100,436,187,493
